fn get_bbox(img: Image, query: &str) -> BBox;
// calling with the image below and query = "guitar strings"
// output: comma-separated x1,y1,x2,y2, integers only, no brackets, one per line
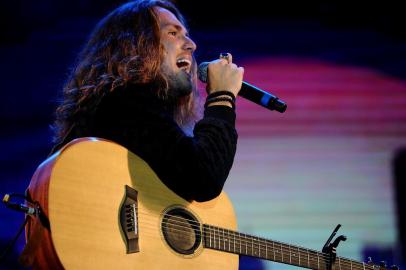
129,208,373,269
132,209,358,267
123,219,375,270
66,201,374,270
123,209,374,270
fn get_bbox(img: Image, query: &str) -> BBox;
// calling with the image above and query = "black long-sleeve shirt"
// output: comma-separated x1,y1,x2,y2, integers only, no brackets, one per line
68,83,238,202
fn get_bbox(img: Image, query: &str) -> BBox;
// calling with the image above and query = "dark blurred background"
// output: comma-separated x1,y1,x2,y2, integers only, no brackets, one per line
0,1,405,269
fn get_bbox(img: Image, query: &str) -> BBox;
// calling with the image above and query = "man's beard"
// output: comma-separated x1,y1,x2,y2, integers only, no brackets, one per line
162,64,193,99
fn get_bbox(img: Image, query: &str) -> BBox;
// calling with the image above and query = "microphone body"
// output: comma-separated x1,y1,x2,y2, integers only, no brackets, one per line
198,62,287,113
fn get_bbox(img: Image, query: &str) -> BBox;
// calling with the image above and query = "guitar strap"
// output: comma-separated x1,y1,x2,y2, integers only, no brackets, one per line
19,214,44,267
18,187,62,269
19,124,76,267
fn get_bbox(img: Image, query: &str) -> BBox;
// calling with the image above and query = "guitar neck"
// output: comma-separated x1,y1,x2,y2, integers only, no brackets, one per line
202,224,380,270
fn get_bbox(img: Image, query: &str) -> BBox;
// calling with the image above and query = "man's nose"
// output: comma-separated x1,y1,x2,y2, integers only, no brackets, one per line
183,36,197,53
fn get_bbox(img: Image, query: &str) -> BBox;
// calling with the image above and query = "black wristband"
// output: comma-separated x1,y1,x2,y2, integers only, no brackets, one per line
205,96,235,110
207,91,236,102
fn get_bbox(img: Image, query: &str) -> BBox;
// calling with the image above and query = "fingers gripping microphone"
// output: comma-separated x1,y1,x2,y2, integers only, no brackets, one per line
198,62,287,113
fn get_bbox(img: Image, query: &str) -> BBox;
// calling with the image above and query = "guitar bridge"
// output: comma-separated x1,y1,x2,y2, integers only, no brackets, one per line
119,185,139,253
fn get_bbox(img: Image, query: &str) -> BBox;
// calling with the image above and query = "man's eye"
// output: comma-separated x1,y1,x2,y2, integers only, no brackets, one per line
168,31,177,36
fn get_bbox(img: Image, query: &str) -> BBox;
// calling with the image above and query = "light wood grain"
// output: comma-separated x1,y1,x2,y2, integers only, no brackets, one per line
47,138,238,269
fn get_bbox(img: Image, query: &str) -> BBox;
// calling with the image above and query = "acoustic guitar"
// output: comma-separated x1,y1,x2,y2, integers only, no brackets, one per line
25,137,395,269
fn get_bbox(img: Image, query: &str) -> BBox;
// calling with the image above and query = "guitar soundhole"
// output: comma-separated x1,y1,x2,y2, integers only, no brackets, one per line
161,207,201,255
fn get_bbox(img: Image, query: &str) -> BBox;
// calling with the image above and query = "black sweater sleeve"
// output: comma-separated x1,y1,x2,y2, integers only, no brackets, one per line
92,86,238,202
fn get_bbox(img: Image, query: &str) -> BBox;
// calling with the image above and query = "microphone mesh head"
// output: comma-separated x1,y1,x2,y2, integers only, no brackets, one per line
198,62,209,83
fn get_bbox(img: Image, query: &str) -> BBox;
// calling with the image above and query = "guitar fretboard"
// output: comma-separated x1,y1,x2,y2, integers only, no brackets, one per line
202,224,380,270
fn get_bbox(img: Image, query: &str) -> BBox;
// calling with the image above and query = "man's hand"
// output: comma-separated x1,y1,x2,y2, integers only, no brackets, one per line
206,53,244,98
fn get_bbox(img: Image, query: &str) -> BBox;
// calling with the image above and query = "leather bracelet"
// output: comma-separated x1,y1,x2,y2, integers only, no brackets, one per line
207,91,236,102
204,96,235,110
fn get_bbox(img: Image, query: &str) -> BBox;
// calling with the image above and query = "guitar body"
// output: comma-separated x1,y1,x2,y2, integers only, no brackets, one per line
26,138,238,269
25,138,388,270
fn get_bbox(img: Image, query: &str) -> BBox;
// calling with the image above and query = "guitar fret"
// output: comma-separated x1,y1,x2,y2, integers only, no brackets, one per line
280,243,283,262
235,232,238,253
245,234,248,255
211,225,215,249
218,227,221,250
228,230,231,252
239,232,242,254
299,248,306,267
203,225,208,248
216,228,221,250
217,227,220,250
219,228,222,250
258,237,262,258
239,233,243,254
251,235,254,256
274,242,281,262
288,244,291,264
308,250,320,269
273,241,276,261
224,229,228,251
238,232,241,254
222,228,224,250
214,226,217,249
202,225,206,247
256,237,259,257
251,236,254,256
204,225,208,247
203,225,212,247
257,237,260,257
222,228,225,251
233,230,236,253
260,237,262,257
247,234,251,255
265,239,268,260
209,225,212,248
307,249,310,268
297,247,301,265
227,229,230,251
257,237,261,258
248,234,252,255
290,246,299,266
227,230,231,251
211,225,214,249
239,233,242,254
219,227,222,250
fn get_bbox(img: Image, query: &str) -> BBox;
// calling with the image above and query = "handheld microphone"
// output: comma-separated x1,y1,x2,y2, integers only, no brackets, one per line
198,62,287,113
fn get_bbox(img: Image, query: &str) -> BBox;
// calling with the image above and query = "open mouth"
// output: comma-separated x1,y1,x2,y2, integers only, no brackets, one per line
176,58,191,73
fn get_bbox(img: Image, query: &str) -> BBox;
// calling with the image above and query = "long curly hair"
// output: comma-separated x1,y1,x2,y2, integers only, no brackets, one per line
53,0,201,145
